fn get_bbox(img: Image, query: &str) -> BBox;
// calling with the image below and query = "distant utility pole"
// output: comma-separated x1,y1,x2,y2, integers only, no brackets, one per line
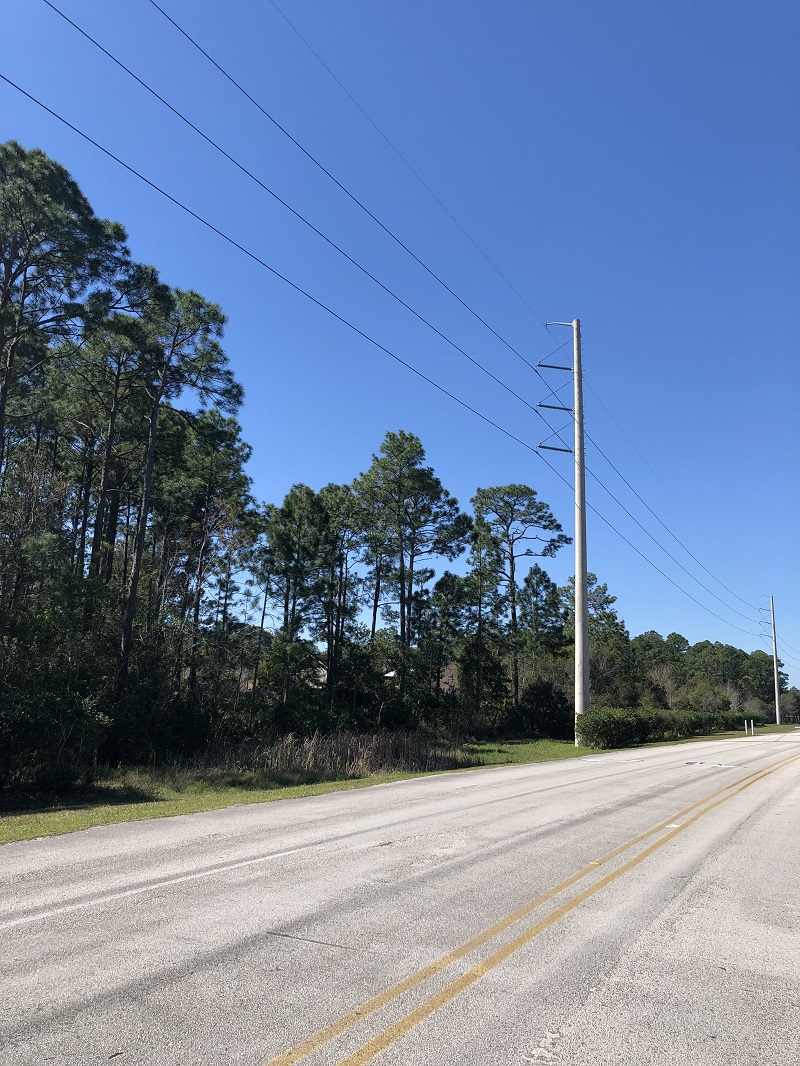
539,319,589,745
770,595,782,725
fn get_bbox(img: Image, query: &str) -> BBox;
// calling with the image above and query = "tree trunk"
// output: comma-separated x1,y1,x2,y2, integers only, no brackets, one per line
250,573,271,724
509,552,519,707
370,554,382,640
89,367,123,579
118,379,165,691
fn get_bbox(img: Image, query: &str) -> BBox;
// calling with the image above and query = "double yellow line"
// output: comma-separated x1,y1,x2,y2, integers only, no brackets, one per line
267,748,800,1066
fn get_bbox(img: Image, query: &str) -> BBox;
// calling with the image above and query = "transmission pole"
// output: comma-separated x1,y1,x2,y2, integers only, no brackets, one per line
572,320,589,741
770,595,782,725
539,319,589,745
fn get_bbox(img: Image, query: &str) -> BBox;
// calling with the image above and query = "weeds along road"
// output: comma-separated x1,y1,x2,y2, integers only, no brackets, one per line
2,734,799,1066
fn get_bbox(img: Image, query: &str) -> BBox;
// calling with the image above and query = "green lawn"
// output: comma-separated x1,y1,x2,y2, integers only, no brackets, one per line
0,772,425,846
464,738,600,764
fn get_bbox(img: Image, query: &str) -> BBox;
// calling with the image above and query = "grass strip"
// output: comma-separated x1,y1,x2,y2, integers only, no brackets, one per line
0,773,425,845
1,739,598,844
4,729,793,846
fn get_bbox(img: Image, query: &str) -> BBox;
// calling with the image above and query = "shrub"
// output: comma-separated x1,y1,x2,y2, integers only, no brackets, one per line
512,680,573,740
576,704,759,749
0,690,109,789
577,706,651,748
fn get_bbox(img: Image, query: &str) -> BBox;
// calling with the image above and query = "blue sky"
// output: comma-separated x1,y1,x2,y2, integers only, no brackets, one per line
3,1,799,686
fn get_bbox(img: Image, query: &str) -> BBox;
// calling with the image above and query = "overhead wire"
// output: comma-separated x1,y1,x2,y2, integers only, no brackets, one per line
142,0,547,378
583,431,763,622
3,71,774,647
136,0,769,634
776,645,800,669
583,377,762,613
584,377,708,532
760,640,799,672
8,0,785,650
0,73,563,479
171,0,790,644
582,465,762,633
266,0,550,330
534,340,765,632
41,0,573,447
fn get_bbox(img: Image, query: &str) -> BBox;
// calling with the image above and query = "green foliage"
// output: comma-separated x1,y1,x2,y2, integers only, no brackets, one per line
577,704,769,749
0,687,110,790
511,680,573,739
0,143,788,794
576,706,651,748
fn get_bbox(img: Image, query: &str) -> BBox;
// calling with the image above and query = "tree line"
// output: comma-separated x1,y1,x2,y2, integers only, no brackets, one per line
0,142,791,787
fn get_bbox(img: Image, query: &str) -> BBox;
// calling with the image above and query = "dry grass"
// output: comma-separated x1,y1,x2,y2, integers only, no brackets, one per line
186,732,469,779
7,731,684,844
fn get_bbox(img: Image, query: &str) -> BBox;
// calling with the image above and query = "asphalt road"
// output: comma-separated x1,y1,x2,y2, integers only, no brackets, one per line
2,733,799,1066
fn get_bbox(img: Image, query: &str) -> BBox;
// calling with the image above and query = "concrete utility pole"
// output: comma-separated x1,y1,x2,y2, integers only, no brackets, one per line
539,320,589,746
770,595,782,725
572,320,589,743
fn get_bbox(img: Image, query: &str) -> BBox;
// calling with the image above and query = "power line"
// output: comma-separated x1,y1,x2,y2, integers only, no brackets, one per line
584,497,761,638
583,466,762,634
134,1,792,652
585,376,706,530
0,73,557,474
267,0,550,330
584,432,762,622
79,0,761,631
42,0,571,440
0,73,767,642
535,346,764,630
760,635,800,671
775,645,800,669
142,0,546,378
216,0,780,639
584,375,762,613
266,4,792,652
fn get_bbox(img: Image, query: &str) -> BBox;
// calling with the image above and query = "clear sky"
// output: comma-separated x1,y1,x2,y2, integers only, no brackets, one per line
3,1,799,685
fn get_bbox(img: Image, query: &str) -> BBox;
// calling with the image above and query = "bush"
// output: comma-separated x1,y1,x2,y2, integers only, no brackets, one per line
576,704,763,749
512,680,573,739
577,706,652,748
0,690,110,789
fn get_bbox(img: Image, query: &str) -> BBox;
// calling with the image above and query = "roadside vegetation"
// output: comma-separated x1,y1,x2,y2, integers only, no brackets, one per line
2,142,796,838
1,734,603,845
576,705,771,749
5,726,797,846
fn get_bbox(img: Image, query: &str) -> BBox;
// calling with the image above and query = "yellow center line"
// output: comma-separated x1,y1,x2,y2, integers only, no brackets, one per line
265,750,800,1066
337,751,800,1066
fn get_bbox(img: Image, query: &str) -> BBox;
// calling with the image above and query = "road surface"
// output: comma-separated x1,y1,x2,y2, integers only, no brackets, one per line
2,733,799,1065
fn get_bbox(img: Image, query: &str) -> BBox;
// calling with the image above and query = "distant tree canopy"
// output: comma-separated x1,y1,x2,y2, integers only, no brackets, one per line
0,142,788,788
